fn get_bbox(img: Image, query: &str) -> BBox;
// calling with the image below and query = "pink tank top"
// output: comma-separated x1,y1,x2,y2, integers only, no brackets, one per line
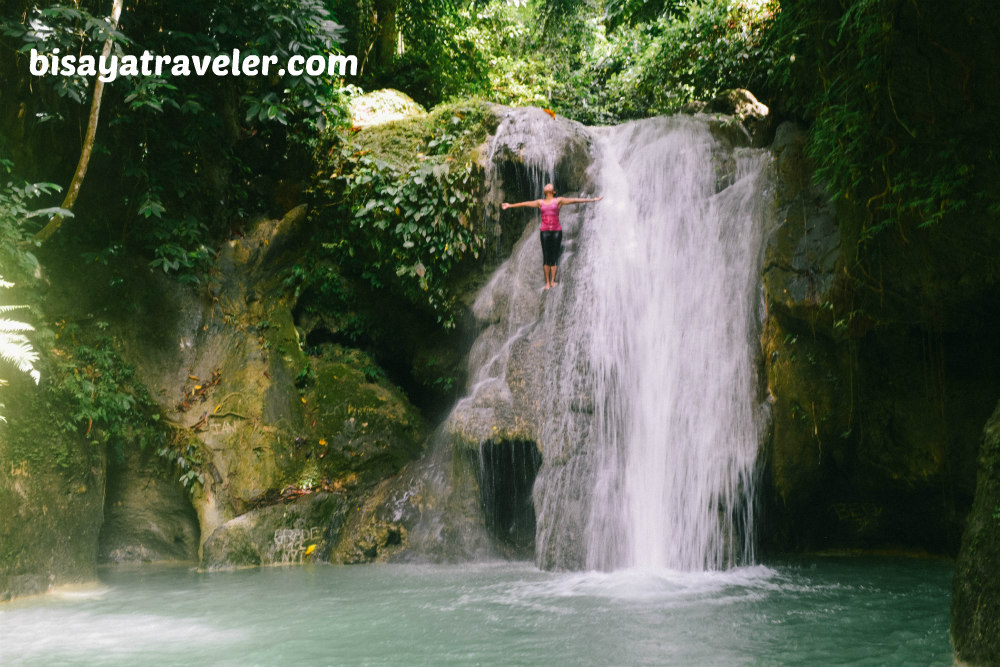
539,199,561,231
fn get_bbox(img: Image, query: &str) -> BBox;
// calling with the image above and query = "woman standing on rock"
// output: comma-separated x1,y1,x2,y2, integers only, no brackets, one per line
501,183,602,290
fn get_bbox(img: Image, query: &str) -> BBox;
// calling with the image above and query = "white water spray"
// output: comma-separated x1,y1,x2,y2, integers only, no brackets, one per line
448,110,773,571
580,117,770,570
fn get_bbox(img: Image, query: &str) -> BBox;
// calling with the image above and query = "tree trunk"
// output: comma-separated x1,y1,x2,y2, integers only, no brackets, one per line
34,0,124,243
373,0,398,71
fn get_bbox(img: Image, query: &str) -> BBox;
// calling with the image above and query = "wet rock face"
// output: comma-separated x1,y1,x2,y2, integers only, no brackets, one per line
485,106,597,223
440,109,776,569
474,439,542,557
952,402,1000,666
759,122,850,540
365,107,601,563
765,124,842,313
759,121,992,555
201,493,349,569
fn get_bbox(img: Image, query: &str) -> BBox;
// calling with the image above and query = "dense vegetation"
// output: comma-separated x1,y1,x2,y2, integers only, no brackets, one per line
1,0,997,431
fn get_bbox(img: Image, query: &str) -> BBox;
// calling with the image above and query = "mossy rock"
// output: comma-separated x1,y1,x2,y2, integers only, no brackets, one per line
762,317,850,504
349,88,426,128
293,343,427,491
952,401,1000,665
176,229,428,545
328,98,499,172
347,438,493,564
331,478,409,564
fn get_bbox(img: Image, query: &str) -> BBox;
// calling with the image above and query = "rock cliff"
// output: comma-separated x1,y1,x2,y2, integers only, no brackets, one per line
952,402,1000,665
759,121,998,556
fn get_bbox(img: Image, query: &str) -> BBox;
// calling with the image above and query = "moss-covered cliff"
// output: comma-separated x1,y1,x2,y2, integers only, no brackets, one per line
0,95,508,595
759,121,998,556
952,402,1000,665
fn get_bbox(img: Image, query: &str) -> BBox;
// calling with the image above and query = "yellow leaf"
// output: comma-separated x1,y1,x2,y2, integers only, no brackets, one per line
304,544,316,556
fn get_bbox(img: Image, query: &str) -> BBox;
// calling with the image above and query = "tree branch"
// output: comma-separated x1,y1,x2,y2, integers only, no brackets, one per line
34,0,124,243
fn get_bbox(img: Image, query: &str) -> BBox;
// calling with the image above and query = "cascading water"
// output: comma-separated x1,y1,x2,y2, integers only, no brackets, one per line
579,117,770,571
442,108,773,572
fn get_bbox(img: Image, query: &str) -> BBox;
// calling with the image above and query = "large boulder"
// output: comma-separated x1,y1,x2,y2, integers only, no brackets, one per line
201,492,349,569
349,89,426,127
703,89,775,147
952,401,1000,666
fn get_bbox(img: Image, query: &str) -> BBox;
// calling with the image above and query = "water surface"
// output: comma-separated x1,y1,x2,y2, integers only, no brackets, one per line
1,557,952,666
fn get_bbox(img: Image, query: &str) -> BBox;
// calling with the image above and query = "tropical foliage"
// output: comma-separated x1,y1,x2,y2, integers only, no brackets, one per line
1,0,350,277
1,0,993,425
0,162,52,421
0,280,40,424
766,0,994,240
0,279,40,397
48,332,164,463
312,103,494,327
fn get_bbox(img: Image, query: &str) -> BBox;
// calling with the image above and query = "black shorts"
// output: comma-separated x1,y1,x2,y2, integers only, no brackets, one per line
540,230,563,266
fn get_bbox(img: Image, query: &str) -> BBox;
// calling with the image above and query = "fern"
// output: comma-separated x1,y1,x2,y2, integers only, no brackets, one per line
0,276,40,422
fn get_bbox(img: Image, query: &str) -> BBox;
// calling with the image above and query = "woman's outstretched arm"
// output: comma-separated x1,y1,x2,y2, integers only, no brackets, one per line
501,200,541,210
557,195,603,206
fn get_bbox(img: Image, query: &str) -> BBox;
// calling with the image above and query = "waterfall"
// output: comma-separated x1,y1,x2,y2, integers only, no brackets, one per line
444,109,773,572
579,117,770,570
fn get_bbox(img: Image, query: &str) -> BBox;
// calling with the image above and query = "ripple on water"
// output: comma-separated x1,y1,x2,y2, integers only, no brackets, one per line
0,558,954,667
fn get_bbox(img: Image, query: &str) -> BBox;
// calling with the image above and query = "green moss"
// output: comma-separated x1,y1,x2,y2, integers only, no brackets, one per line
298,344,426,488
952,401,1000,665
338,98,497,171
